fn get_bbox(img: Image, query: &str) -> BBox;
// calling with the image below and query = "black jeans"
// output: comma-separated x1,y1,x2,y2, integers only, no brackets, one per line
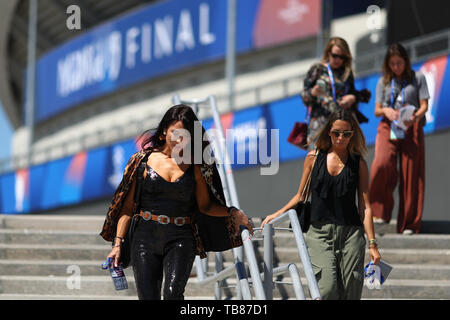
131,219,196,300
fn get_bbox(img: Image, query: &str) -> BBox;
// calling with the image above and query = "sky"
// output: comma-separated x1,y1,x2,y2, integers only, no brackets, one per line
0,101,13,160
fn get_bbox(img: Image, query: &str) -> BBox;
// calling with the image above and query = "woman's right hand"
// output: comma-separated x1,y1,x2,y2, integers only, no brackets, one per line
310,84,323,97
383,107,399,122
107,246,121,268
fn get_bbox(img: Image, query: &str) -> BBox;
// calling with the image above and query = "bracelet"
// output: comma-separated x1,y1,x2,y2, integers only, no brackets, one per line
368,239,378,248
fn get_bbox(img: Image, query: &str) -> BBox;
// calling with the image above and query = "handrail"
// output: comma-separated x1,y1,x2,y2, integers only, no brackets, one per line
262,208,322,300
172,94,265,300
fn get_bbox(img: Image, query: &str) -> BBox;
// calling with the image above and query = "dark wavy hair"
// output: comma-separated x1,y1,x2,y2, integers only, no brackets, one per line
138,104,211,164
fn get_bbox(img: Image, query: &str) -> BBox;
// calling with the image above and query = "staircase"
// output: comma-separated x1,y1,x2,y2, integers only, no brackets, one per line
0,214,449,300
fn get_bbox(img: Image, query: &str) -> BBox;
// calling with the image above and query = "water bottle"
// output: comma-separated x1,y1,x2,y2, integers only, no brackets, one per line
102,258,128,290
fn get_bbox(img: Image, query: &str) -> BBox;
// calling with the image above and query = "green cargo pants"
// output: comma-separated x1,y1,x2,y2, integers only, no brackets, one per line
305,222,366,300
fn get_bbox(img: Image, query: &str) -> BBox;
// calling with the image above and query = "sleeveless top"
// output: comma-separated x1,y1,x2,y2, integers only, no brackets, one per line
140,164,196,217
310,150,362,226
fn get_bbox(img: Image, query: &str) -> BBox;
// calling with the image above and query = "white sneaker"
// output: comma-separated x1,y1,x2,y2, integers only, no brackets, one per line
373,218,388,224
402,229,414,235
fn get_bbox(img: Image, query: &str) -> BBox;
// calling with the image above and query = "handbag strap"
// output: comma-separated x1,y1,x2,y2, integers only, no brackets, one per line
300,148,318,202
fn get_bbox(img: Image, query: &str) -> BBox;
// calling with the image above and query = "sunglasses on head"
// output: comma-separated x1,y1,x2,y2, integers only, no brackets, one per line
331,130,353,138
330,53,346,60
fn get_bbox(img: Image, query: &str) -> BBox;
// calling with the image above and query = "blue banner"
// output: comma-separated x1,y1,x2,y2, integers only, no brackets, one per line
33,0,326,123
34,0,262,122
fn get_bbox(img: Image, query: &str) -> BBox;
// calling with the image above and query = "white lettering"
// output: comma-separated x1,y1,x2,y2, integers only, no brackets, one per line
126,27,140,68
108,31,122,81
199,3,215,45
141,23,152,63
175,10,195,52
154,16,173,59
56,3,217,97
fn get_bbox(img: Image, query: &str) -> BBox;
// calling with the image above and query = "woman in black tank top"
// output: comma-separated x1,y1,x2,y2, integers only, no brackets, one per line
261,110,381,300
105,105,253,300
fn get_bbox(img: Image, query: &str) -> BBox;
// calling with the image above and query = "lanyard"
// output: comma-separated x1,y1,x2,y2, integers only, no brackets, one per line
390,79,406,108
327,64,337,103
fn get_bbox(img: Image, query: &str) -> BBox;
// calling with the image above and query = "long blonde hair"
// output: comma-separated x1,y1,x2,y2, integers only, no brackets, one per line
314,110,367,157
321,37,353,82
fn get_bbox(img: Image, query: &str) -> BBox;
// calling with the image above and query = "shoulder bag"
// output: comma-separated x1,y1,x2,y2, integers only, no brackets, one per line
294,149,318,233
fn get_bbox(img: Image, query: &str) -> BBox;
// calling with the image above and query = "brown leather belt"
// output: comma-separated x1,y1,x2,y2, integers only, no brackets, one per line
139,210,191,226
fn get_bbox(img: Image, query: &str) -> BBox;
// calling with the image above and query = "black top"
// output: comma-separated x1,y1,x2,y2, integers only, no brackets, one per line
140,164,196,217
310,150,362,226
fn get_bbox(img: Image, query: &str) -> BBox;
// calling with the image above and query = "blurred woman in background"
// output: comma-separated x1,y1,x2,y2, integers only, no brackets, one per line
300,37,370,149
369,43,429,235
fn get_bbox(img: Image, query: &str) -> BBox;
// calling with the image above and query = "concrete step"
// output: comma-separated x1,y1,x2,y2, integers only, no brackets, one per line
186,277,450,300
0,215,105,232
1,243,450,265
0,244,110,260
269,233,450,250
2,275,448,300
0,229,105,245
373,220,450,235
2,258,450,282
226,247,450,265
0,294,139,300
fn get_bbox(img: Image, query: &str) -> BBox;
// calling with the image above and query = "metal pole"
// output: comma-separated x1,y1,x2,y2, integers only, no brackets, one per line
208,95,240,208
288,263,306,300
25,0,38,166
288,210,321,300
226,0,236,112
214,252,224,300
263,223,274,300
241,227,266,300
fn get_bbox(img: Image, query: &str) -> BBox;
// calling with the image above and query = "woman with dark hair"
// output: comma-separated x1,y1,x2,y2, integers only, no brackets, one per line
100,104,253,300
370,43,429,235
300,37,370,149
262,109,381,300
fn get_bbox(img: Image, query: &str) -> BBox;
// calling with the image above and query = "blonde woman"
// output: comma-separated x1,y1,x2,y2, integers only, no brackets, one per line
301,37,370,149
262,109,381,300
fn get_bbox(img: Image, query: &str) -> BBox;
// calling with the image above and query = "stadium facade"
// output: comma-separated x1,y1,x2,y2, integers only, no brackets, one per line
0,0,449,222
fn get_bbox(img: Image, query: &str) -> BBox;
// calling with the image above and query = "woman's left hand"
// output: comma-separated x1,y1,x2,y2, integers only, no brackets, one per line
230,208,254,236
369,247,381,265
338,94,356,109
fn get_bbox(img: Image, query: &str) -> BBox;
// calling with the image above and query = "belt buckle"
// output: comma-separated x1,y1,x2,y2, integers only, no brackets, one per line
142,211,151,221
174,217,186,226
157,214,170,225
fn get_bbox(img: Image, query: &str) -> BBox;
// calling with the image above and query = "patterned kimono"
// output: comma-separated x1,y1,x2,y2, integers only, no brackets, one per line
99,149,243,259
301,63,366,148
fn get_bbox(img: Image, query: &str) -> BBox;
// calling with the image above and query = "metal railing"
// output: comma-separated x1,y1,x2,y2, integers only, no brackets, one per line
259,209,321,300
192,209,322,300
1,28,449,175
173,94,265,300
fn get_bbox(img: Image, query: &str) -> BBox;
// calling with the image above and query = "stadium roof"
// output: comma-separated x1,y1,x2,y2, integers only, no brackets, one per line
0,0,160,129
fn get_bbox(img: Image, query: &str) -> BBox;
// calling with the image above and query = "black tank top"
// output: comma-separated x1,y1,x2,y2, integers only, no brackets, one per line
140,164,196,217
310,150,362,226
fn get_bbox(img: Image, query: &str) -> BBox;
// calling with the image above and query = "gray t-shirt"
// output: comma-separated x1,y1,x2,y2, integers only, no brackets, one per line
375,71,430,110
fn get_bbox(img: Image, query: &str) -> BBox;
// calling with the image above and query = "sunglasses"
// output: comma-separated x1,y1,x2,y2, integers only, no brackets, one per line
330,53,346,60
331,130,353,138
